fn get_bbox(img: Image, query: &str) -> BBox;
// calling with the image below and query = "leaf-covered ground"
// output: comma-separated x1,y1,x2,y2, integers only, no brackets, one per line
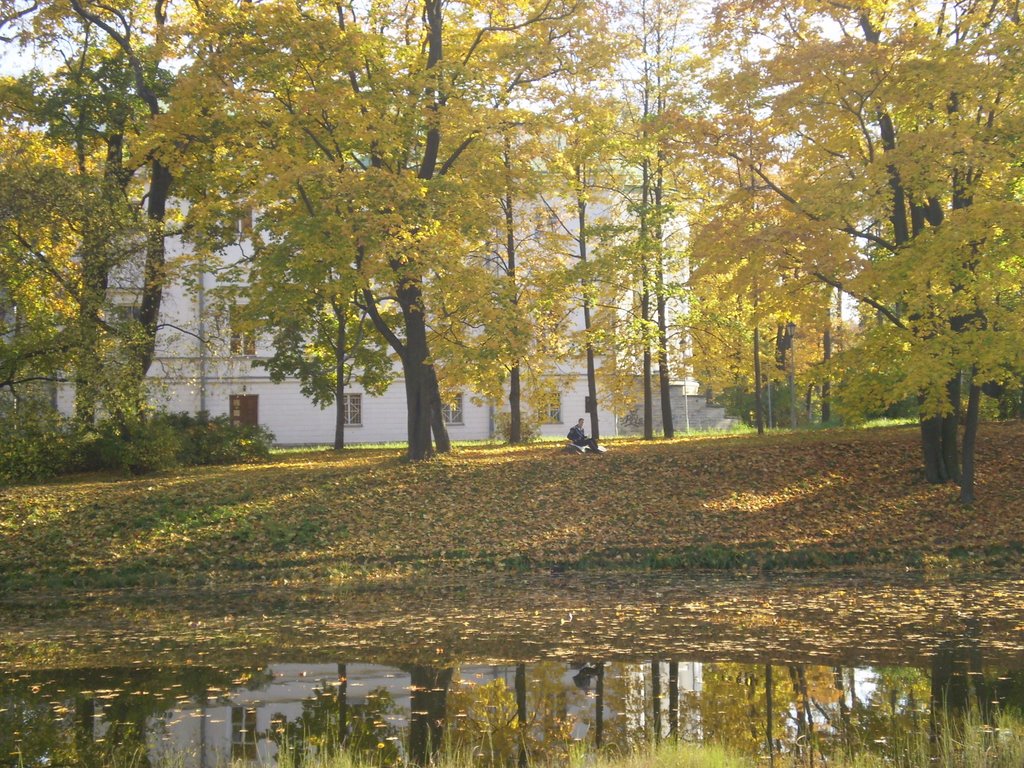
2,422,1023,592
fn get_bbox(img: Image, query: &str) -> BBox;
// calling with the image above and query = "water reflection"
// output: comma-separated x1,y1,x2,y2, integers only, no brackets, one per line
3,572,1024,766
3,657,1023,767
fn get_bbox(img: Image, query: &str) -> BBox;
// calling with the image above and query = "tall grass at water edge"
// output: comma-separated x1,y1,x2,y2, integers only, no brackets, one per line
27,707,1023,768
239,707,1024,768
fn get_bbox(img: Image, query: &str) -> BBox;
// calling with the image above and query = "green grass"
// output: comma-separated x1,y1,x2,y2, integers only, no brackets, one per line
96,707,1024,768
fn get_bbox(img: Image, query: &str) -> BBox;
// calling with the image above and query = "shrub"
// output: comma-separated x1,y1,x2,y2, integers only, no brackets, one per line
83,415,184,475
493,410,540,442
81,412,274,475
1,403,276,485
167,411,275,465
0,401,79,485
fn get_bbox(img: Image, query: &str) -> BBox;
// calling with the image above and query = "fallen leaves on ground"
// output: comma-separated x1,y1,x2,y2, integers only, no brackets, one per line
1,422,1022,591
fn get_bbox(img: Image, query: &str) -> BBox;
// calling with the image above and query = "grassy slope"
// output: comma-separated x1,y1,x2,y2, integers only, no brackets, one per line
1,422,1022,591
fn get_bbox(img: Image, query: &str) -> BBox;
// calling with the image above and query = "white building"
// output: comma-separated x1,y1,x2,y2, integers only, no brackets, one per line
55,222,622,445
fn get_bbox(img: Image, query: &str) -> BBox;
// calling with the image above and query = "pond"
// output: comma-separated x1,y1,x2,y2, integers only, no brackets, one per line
2,571,1023,767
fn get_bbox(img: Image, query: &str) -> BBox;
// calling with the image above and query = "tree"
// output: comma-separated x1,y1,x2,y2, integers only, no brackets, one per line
540,10,622,441
609,0,700,439
702,0,1024,502
464,127,576,445
688,174,852,431
63,0,176,385
0,69,143,421
247,279,395,451
2,0,181,421
171,0,586,460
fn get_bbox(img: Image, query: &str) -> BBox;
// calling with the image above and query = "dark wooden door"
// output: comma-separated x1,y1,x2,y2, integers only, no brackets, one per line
229,394,258,427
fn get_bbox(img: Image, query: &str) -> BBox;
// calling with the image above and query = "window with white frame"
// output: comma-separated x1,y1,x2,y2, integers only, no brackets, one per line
541,393,562,424
342,393,362,425
442,395,464,425
229,305,256,356
231,706,258,760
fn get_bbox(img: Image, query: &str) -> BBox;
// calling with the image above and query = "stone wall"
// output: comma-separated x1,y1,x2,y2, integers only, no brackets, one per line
617,385,737,435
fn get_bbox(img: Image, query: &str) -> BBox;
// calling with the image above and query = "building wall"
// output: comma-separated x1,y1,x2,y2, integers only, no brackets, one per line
55,219,629,445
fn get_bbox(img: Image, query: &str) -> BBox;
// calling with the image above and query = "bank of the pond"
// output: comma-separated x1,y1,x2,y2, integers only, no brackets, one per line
1,422,1023,592
53,711,1024,768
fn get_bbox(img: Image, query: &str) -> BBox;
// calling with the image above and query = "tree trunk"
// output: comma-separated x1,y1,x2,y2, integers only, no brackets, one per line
428,366,451,454
921,414,949,483
586,342,599,440
643,344,654,439
765,664,774,764
822,309,832,424
400,284,447,461
640,154,653,440
753,326,764,435
576,176,600,440
651,660,662,742
509,363,522,444
943,377,962,483
334,311,347,450
919,375,963,484
668,662,679,739
657,293,673,438
835,666,852,759
516,663,528,768
137,159,172,381
654,159,673,438
959,373,981,505
404,361,434,461
504,146,524,445
337,663,348,746
363,275,448,461
408,665,452,767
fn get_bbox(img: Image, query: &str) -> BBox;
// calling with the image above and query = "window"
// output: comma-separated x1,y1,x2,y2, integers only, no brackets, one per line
239,208,254,236
108,304,141,325
342,393,362,426
229,305,256,356
442,395,464,425
541,393,562,424
231,706,258,760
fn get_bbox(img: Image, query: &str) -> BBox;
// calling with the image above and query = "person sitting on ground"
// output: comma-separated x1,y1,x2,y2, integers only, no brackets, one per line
567,418,604,452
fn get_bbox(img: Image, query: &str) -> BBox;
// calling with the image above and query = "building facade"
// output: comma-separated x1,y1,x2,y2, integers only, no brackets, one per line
55,227,624,445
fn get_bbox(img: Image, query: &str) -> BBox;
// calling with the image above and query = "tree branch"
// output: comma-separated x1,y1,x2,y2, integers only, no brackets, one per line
811,270,905,328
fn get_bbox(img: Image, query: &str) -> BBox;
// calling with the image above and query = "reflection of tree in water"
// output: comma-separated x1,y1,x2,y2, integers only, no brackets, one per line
0,691,70,767
446,673,521,764
678,662,929,765
0,665,245,768
268,671,402,766
407,665,453,767
445,662,599,768
5,653,1024,767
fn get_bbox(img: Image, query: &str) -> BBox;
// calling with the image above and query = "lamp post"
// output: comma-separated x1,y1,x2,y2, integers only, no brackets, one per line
788,321,797,430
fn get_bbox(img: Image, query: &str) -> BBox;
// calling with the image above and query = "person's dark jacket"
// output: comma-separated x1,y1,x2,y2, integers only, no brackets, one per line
568,424,587,445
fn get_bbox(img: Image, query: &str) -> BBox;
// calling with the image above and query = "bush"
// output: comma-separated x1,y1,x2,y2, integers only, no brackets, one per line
82,416,184,475
166,411,275,466
1,403,276,485
81,412,274,475
0,402,79,485
493,410,540,442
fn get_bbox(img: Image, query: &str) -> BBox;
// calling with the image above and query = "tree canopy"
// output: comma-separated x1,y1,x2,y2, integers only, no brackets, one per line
1,0,1021,498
